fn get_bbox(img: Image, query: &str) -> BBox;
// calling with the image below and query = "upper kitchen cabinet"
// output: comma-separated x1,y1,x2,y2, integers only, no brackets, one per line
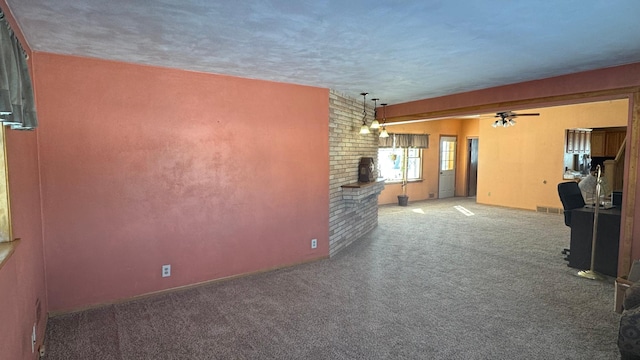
605,130,626,157
591,131,606,156
566,129,591,154
591,127,626,157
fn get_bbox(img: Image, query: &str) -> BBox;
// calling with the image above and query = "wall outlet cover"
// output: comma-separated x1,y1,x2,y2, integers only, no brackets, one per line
162,264,171,277
31,324,36,353
311,239,318,249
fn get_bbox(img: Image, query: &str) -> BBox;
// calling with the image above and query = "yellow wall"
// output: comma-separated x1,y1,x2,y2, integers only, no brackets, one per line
378,118,478,205
476,99,628,210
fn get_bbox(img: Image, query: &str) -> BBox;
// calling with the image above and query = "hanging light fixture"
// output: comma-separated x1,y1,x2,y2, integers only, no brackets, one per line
359,92,370,135
379,103,389,138
491,111,532,128
492,116,516,127
370,98,380,129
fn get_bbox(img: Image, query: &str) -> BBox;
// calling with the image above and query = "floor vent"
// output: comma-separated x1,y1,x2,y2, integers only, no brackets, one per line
536,206,563,214
547,207,561,214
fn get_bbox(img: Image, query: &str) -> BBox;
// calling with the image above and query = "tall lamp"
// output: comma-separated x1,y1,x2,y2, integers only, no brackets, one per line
578,165,605,280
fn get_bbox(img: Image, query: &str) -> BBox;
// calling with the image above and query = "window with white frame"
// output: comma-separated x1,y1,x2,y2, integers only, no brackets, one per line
377,147,422,182
0,125,11,243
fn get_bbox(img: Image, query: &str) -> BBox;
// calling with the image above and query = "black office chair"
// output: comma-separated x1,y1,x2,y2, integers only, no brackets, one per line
558,181,586,262
558,181,586,227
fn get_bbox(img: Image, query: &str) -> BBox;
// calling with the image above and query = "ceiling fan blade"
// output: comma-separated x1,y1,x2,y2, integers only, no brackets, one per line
512,113,540,117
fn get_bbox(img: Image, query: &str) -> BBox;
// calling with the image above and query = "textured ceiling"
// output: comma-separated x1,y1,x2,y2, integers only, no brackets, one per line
6,0,640,105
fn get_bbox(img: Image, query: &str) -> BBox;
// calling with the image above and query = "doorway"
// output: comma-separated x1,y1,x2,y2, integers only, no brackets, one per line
439,136,457,198
467,138,478,197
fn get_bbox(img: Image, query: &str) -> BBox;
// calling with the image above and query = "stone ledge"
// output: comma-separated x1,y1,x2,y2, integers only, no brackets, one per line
341,179,385,206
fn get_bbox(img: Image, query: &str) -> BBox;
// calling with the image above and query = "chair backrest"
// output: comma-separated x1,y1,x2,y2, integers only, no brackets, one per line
558,182,585,210
558,181,586,226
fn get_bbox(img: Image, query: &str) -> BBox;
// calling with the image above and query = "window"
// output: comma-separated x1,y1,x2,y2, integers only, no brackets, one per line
0,125,13,271
0,125,10,243
440,139,455,171
378,147,422,182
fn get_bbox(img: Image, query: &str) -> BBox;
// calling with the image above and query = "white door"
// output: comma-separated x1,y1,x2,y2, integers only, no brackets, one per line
439,136,457,198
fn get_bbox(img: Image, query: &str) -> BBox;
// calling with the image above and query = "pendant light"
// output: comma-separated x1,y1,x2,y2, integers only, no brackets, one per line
379,103,389,138
370,98,380,129
359,92,370,135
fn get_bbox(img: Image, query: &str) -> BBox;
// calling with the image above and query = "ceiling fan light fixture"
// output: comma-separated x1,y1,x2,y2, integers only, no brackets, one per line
492,111,538,128
379,127,389,138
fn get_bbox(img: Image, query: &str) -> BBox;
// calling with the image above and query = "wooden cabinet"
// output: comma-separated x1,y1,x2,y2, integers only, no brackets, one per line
590,129,625,157
566,130,591,154
591,131,606,156
584,131,591,153
605,131,626,157
566,131,575,152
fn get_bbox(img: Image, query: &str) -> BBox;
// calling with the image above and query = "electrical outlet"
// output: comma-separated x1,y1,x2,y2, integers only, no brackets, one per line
31,324,36,353
162,264,171,277
311,238,317,249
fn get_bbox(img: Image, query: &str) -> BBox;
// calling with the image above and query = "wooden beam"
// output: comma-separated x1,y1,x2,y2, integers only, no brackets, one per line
384,87,640,124
619,91,640,276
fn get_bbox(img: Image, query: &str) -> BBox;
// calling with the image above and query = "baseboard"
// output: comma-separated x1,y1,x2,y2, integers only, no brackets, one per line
48,255,329,318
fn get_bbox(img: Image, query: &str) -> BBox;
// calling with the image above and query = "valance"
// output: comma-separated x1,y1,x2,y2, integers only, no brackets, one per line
0,10,37,130
411,134,429,148
378,133,429,149
378,135,393,148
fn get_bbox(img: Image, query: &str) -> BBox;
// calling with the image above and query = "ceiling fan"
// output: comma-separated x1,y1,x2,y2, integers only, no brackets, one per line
491,111,540,128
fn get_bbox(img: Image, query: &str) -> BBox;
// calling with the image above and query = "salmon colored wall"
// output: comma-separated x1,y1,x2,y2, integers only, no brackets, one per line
476,100,628,210
0,3,48,359
34,53,329,313
378,118,478,204
0,131,47,360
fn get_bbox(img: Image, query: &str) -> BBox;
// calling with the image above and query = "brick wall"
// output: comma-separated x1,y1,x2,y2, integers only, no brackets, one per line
329,90,383,257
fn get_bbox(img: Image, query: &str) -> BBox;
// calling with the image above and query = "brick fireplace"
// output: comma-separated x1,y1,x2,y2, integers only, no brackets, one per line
328,90,385,257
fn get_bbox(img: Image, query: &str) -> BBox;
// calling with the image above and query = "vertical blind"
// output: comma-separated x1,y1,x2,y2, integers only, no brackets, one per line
0,9,37,130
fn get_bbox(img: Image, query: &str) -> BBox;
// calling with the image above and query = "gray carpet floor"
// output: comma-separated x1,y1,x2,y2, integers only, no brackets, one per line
43,198,621,359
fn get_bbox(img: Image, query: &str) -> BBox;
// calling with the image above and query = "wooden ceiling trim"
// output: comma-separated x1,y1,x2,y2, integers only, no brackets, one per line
382,87,640,124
